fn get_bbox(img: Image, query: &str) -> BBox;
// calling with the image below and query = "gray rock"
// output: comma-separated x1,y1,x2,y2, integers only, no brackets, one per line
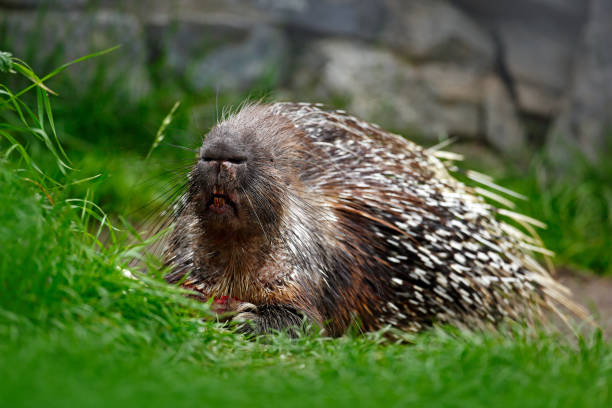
0,0,88,8
1,10,150,100
145,13,290,93
452,0,586,23
452,0,588,116
251,0,387,39
418,63,483,104
482,75,527,156
181,25,289,92
146,19,249,77
121,0,385,40
497,21,577,116
292,39,482,140
548,0,612,164
381,0,494,68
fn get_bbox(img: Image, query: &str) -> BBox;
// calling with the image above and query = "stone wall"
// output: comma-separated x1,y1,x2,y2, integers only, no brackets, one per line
1,0,610,163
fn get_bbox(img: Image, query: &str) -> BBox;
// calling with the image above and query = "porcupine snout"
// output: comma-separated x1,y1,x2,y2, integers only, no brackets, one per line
191,135,250,221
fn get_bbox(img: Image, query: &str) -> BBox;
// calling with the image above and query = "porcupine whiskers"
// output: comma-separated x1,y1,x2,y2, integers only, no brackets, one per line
120,158,196,271
238,184,271,244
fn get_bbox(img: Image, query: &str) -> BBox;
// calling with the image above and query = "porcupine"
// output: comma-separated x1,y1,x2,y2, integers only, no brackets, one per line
163,102,581,337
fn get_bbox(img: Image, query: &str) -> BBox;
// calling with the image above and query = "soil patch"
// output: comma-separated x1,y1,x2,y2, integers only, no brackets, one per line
557,268,612,334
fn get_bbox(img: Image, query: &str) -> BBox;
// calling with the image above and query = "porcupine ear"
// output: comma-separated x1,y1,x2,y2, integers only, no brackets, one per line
426,140,593,332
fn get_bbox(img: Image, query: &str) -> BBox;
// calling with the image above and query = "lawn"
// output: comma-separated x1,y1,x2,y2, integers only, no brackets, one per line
2,324,610,407
1,51,611,407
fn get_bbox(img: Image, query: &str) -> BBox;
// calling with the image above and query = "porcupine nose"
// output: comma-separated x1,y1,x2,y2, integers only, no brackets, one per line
200,139,248,188
201,140,248,166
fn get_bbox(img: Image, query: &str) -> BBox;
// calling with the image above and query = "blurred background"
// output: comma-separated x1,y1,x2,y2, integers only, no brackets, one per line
3,3,612,404
1,0,611,279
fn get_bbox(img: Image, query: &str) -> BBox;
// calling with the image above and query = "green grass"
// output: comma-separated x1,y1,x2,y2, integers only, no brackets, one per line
2,324,611,408
503,157,612,275
1,160,611,407
1,50,612,407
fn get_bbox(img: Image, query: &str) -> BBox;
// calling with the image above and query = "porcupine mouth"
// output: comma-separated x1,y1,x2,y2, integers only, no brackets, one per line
207,185,237,215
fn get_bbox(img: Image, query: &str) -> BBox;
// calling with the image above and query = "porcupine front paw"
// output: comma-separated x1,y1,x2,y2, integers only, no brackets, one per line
209,298,261,336
210,297,256,322
232,304,309,338
232,302,261,336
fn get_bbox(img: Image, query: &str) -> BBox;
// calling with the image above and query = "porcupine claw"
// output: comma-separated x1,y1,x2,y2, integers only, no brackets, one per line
210,296,256,321
233,303,259,323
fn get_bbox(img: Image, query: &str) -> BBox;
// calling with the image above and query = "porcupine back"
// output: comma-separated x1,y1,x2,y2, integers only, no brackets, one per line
164,102,582,336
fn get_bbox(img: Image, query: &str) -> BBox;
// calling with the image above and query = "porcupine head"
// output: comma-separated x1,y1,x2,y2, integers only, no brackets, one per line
181,105,332,334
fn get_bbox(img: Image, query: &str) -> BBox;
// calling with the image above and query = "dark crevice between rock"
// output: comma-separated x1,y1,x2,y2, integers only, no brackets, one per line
282,26,322,89
490,28,517,104
521,112,552,148
488,27,553,150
